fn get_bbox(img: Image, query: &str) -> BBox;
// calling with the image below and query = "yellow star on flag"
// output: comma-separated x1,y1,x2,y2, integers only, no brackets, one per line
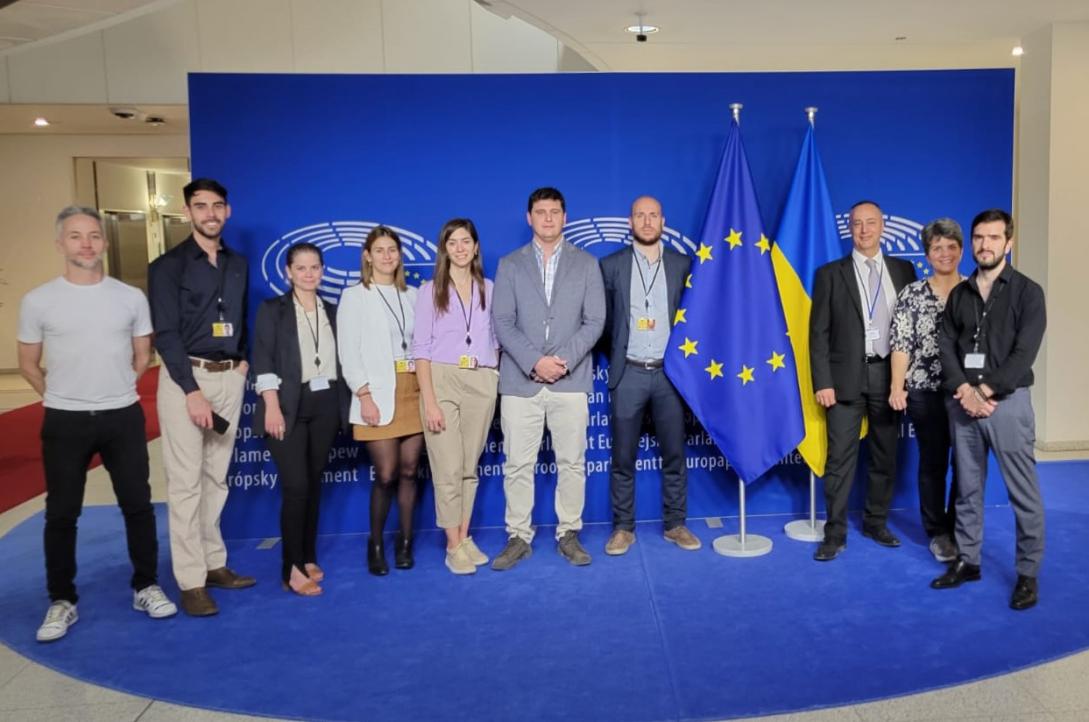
766,351,786,371
695,243,713,264
755,234,771,255
704,359,723,380
684,273,692,288
725,228,743,250
673,308,687,325
737,365,755,385
679,337,698,358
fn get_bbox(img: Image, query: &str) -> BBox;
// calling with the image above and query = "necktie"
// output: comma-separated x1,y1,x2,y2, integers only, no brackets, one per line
867,258,890,357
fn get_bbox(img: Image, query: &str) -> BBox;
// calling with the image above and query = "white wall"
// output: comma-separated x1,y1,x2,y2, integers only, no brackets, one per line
0,134,189,370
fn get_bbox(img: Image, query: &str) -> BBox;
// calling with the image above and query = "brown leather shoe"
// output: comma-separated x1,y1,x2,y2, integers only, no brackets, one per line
664,525,702,551
605,529,635,556
205,567,257,589
179,587,218,617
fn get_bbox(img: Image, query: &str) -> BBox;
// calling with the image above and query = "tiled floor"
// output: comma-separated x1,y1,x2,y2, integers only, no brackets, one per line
1,373,1087,722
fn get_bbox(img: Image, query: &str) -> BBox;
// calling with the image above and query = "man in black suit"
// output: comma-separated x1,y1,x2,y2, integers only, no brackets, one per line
810,200,917,561
600,196,700,555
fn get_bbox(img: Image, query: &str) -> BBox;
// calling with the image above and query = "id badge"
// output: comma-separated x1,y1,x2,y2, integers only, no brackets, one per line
309,375,330,391
964,353,986,369
395,359,415,373
458,355,479,369
865,327,881,341
211,322,234,338
637,317,656,331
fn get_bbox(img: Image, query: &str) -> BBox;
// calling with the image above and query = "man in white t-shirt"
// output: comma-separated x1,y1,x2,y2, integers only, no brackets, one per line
17,206,178,643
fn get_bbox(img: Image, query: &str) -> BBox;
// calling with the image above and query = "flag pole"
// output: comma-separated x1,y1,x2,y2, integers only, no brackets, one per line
783,105,827,544
713,478,773,557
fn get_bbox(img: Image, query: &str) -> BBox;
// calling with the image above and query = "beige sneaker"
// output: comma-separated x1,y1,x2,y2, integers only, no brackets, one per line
445,541,477,575
605,529,636,556
463,536,489,566
664,525,702,551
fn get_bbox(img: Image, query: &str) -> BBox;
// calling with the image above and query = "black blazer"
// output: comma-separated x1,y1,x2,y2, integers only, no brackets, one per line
600,245,691,390
809,254,917,401
251,294,351,437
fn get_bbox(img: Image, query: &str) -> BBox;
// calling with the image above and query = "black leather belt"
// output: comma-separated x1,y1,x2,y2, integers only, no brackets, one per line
626,357,664,370
865,355,889,365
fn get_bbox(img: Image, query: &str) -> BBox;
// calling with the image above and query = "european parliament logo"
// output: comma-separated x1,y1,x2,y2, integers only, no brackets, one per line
261,221,437,303
834,212,932,276
564,217,696,258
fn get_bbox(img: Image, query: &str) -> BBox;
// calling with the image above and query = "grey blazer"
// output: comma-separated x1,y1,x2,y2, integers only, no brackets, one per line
492,241,606,397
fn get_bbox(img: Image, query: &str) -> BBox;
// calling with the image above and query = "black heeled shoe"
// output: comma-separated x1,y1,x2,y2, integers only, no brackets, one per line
394,532,414,570
367,536,389,576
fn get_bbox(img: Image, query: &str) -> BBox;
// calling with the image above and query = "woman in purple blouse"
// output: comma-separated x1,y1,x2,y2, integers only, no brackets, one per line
413,218,500,575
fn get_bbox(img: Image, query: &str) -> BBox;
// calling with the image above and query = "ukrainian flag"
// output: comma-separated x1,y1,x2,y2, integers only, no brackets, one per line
769,124,846,477
664,119,804,484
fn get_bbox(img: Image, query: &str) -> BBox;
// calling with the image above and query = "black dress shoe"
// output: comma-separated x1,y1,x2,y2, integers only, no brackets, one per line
1010,575,1038,610
813,539,846,561
367,536,389,576
862,526,901,547
930,559,981,589
394,532,414,570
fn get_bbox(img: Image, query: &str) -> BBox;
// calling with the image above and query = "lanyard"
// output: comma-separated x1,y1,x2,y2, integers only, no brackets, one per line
214,251,229,321
376,285,408,352
454,280,475,347
295,293,322,369
971,280,1006,353
852,258,885,321
633,250,662,312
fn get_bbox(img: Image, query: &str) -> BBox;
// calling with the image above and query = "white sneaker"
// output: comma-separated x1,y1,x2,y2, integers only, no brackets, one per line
133,585,178,619
463,536,489,566
445,542,477,575
36,600,78,642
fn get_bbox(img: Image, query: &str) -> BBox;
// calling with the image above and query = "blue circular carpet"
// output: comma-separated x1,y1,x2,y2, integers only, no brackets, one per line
0,462,1086,722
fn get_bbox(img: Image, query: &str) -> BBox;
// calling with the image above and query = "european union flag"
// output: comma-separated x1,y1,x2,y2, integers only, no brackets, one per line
665,119,804,483
770,124,847,477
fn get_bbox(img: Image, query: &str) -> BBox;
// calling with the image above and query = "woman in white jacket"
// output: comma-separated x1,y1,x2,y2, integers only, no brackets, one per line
337,226,422,575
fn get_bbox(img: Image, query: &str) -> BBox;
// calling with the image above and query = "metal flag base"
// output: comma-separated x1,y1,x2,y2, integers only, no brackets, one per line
784,518,825,542
712,478,773,558
784,470,825,542
713,532,773,557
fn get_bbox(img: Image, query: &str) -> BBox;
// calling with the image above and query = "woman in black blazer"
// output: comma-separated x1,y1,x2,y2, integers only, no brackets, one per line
252,242,350,596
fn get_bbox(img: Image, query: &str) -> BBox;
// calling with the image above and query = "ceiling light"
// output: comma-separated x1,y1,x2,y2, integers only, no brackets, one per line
626,24,659,34
894,35,907,41
1012,46,1024,56
33,117,50,127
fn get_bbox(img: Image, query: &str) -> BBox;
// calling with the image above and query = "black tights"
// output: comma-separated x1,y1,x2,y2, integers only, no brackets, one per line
366,434,423,541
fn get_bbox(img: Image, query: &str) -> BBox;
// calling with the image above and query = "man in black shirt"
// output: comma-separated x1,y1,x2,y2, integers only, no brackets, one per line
932,209,1046,610
149,178,255,617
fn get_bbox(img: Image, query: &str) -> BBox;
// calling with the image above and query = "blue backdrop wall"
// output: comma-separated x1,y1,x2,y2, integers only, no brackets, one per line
187,70,1015,539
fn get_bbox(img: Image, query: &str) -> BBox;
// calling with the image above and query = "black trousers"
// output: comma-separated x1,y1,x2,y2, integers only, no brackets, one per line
266,386,340,582
907,389,957,539
823,360,900,543
41,403,157,603
609,364,688,531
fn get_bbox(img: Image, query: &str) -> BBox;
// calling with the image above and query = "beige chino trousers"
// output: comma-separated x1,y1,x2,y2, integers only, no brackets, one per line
157,365,245,591
421,363,498,529
500,387,589,543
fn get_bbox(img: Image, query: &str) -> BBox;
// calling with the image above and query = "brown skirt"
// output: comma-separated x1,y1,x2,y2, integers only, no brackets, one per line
352,371,423,441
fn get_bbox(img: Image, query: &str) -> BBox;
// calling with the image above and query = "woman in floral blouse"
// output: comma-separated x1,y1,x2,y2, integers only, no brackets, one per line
889,218,965,564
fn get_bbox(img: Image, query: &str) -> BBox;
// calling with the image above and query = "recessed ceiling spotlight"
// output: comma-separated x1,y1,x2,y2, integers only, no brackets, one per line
894,35,907,41
33,117,50,127
1012,46,1024,56
626,24,660,34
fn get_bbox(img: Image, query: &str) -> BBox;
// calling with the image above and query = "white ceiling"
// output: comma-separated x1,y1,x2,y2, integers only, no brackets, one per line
0,102,186,133
492,0,1089,70
0,0,161,51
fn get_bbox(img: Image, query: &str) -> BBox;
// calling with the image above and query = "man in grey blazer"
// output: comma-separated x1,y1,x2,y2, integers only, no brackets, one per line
491,187,606,570
600,196,700,556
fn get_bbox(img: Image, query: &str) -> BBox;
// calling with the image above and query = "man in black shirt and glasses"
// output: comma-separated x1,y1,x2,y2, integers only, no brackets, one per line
149,178,255,617
931,209,1046,610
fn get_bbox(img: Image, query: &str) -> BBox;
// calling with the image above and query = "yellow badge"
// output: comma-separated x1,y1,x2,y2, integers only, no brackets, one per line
211,322,234,338
636,317,656,331
458,355,478,369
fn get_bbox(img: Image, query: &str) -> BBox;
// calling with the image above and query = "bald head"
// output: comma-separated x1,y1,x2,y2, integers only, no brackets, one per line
630,196,664,246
